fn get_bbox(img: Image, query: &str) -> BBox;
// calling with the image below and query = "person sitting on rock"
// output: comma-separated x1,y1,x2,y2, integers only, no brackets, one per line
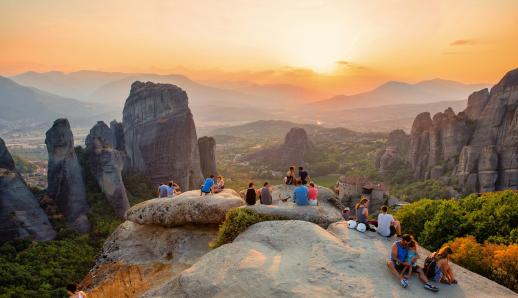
284,166,295,185
245,182,257,205
214,175,225,193
387,234,439,292
308,182,318,206
293,179,309,206
167,181,180,198
425,246,457,285
200,175,215,196
260,182,272,205
354,197,376,231
158,182,169,198
298,166,309,185
377,205,402,238
342,207,353,220
400,240,418,278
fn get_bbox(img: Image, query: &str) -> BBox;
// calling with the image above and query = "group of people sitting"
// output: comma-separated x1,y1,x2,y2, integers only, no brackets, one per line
200,174,225,195
157,181,181,198
388,235,457,292
346,196,457,292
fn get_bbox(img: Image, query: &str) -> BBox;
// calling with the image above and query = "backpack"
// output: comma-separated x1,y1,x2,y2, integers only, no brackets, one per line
423,255,437,279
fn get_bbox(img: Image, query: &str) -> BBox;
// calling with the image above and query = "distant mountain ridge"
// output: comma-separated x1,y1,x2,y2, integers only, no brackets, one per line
0,76,109,126
315,78,488,110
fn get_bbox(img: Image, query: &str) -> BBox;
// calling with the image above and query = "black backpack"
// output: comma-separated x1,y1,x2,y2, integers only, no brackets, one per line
423,255,437,279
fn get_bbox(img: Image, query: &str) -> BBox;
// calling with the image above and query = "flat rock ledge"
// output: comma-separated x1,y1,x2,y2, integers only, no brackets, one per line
126,189,244,227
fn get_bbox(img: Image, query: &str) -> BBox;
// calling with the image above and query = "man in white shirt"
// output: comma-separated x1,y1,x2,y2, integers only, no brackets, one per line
377,205,402,237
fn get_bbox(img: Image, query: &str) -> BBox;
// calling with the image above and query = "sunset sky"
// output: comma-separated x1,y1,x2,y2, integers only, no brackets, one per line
1,0,518,94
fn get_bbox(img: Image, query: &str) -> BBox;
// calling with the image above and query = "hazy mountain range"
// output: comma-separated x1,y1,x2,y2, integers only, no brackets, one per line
3,70,489,133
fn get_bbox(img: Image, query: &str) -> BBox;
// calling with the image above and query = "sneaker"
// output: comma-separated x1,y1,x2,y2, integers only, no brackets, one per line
424,283,439,292
400,279,408,288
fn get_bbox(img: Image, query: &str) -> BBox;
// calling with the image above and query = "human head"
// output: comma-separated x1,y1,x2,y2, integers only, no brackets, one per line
381,205,388,213
289,166,294,171
248,182,254,188
309,182,315,188
407,240,416,249
299,166,303,171
360,198,369,205
66,284,77,293
436,246,453,259
168,181,173,187
264,181,269,187
401,234,412,246
210,174,214,179
217,175,223,180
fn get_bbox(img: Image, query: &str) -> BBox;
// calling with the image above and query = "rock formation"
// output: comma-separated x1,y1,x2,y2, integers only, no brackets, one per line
247,127,313,168
85,121,130,218
0,137,56,241
395,68,518,193
198,136,217,177
245,185,342,228
126,189,244,227
377,129,410,173
143,220,514,298
122,81,203,191
45,118,90,233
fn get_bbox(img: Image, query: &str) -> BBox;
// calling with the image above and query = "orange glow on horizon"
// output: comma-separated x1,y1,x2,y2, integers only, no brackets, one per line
1,0,518,95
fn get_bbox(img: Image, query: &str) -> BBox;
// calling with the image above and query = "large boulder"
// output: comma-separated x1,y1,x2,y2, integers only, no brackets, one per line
0,138,56,241
45,118,90,233
126,189,244,227
144,220,515,298
245,185,342,228
198,136,217,178
122,81,203,191
82,220,217,296
85,121,129,218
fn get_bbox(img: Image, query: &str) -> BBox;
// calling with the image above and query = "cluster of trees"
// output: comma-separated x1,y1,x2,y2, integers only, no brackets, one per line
395,190,518,291
390,179,451,202
0,148,155,296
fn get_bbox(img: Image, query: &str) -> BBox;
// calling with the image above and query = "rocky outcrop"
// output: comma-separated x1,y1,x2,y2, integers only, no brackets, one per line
402,68,518,193
122,81,203,190
378,129,410,173
0,137,56,241
198,136,217,177
126,189,244,227
144,220,515,298
45,118,90,233
245,185,342,228
247,127,313,168
85,121,129,218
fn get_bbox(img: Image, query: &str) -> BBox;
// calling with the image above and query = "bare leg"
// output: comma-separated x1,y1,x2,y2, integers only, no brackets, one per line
387,261,404,281
393,220,402,235
416,267,430,284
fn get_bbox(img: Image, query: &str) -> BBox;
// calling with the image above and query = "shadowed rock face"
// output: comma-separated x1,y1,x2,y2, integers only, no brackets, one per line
45,118,90,233
122,81,203,191
198,136,217,178
403,68,518,193
377,129,410,173
0,138,56,241
85,121,129,218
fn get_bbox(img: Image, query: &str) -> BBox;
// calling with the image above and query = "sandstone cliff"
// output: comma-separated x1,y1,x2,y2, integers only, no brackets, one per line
0,137,56,241
85,121,130,218
198,136,217,178
45,118,90,233
385,68,518,193
122,81,203,190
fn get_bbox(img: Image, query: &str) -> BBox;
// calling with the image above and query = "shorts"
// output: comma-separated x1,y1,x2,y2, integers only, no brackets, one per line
393,261,406,273
389,226,396,237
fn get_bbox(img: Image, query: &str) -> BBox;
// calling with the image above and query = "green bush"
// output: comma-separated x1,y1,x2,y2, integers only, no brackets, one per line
211,208,286,248
395,190,518,251
391,179,450,202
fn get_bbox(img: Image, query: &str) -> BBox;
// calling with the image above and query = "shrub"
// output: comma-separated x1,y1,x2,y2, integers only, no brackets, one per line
448,236,518,292
211,208,286,248
391,179,451,202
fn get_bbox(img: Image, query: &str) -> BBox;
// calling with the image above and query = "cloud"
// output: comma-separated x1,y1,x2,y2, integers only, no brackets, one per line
336,60,349,65
450,39,479,46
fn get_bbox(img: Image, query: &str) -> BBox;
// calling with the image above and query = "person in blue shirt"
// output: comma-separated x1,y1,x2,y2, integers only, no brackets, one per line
292,179,309,206
201,175,215,196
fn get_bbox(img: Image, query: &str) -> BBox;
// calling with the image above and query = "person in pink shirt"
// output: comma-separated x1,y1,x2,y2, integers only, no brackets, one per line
308,182,318,206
